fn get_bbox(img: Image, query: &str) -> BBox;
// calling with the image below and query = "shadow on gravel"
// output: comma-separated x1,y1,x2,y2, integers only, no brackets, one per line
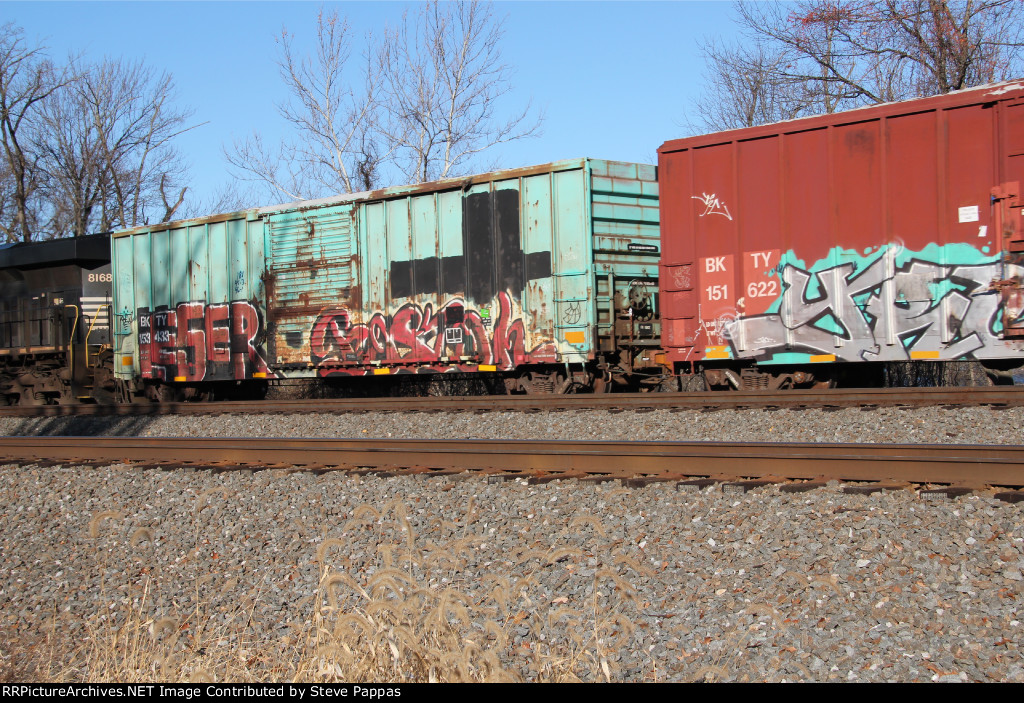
7,415,158,437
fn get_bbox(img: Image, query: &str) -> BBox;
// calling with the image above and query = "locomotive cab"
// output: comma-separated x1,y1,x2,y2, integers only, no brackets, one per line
0,234,112,405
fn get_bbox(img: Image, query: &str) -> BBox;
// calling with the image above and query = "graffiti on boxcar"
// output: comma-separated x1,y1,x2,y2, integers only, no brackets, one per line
563,301,582,324
309,291,557,375
723,245,1024,362
692,192,732,220
137,300,272,382
115,307,135,334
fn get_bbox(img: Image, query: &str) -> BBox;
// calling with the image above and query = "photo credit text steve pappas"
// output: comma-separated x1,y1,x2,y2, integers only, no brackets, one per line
0,685,408,700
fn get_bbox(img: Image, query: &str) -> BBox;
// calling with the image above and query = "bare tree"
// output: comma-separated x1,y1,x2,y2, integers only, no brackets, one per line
36,58,196,236
378,0,542,184
82,59,195,230
0,23,75,242
693,38,813,132
180,179,263,219
0,23,198,240
695,0,1024,131
229,3,541,198
36,68,104,237
226,10,383,201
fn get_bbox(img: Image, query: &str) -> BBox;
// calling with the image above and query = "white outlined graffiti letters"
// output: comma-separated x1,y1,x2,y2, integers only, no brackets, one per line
727,246,1024,362
692,192,733,220
137,301,272,382
309,291,558,376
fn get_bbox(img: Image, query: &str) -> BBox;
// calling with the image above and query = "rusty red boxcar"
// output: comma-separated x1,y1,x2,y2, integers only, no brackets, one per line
658,81,1024,389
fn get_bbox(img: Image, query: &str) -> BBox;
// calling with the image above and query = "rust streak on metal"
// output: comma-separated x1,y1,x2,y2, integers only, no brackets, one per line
2,437,1024,488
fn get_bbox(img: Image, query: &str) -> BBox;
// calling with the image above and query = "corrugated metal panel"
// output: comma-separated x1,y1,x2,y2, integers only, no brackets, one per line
299,160,601,376
283,158,663,377
351,176,568,369
588,160,661,353
551,167,590,361
266,204,358,365
112,211,269,383
658,82,1024,367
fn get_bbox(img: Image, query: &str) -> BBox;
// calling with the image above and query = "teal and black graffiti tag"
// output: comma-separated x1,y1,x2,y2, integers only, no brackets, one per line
725,244,1024,362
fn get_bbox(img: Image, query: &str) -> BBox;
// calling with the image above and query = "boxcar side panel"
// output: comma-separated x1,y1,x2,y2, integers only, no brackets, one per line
265,203,359,368
551,167,590,363
299,160,611,378
659,83,1024,369
113,212,270,384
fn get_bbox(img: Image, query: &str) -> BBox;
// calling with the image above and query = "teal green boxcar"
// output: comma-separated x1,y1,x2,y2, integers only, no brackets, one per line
112,158,662,396
112,210,271,396
265,158,662,390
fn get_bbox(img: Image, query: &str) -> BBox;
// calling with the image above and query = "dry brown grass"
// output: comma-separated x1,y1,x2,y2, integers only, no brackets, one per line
2,499,647,683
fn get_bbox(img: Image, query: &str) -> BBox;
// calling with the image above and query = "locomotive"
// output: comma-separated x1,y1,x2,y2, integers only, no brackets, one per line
5,81,1024,404
0,233,113,405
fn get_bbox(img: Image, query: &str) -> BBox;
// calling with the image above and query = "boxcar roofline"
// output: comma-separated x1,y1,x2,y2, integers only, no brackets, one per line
659,80,1024,153
109,159,600,240
257,158,596,213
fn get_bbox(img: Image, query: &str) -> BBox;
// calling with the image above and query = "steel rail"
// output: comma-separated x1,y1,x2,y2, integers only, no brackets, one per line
3,386,1024,418
1,437,1022,487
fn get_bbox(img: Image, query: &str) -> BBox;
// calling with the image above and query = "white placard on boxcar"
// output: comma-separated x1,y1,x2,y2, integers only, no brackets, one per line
959,205,979,223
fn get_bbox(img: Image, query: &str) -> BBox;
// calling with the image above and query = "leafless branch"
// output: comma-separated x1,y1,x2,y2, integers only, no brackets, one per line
0,23,76,241
378,0,542,183
694,0,1024,131
0,23,199,239
40,57,199,234
225,9,384,200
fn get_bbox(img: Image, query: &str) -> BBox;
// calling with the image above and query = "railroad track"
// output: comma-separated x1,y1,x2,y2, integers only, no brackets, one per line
2,385,1024,418
2,436,1023,496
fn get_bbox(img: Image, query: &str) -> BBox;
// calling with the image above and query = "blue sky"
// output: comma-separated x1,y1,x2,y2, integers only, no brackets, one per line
6,1,739,208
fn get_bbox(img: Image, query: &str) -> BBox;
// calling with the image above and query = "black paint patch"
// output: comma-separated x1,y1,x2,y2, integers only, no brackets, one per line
526,251,552,282
464,191,496,303
413,257,440,298
388,190,552,303
494,190,523,297
390,260,413,299
444,305,464,324
442,255,466,296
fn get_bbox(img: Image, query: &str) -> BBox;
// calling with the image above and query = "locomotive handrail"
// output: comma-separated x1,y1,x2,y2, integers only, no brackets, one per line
64,304,79,389
83,303,109,360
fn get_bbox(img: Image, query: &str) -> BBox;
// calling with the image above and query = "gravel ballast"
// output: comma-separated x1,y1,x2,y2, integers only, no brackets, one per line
0,404,1021,443
0,406,1021,682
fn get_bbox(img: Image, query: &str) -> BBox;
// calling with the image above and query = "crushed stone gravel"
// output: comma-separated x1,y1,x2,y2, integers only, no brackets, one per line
0,463,1022,682
0,405,1021,682
0,404,1020,444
